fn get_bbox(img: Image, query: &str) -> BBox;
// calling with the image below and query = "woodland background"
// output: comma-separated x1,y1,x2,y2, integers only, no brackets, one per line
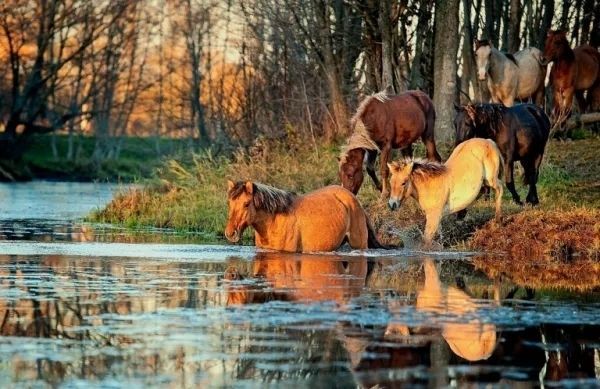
0,0,598,178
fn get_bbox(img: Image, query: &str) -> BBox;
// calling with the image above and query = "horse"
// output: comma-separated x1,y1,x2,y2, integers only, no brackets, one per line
474,39,546,107
224,252,368,305
541,30,600,117
225,180,385,252
454,103,550,205
387,138,503,247
338,90,441,197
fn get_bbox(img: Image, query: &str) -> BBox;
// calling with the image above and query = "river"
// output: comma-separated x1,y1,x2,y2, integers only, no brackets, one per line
0,181,598,388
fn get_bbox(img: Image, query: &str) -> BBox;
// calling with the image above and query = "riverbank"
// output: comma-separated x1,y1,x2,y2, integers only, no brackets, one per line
91,136,600,256
7,134,189,182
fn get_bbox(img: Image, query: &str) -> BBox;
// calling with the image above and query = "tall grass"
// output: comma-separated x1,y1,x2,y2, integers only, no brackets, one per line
92,136,600,248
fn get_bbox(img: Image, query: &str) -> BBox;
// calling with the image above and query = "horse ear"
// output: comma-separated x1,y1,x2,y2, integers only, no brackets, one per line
227,180,235,192
245,181,254,194
387,163,396,172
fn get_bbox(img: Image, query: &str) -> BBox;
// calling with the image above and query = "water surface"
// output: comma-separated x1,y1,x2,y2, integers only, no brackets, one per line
0,181,598,388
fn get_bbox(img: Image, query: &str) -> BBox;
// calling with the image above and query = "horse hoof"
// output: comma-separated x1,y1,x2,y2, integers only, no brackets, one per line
513,199,523,206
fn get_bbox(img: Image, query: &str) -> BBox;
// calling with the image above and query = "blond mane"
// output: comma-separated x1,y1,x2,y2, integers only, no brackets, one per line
339,91,390,165
390,158,447,181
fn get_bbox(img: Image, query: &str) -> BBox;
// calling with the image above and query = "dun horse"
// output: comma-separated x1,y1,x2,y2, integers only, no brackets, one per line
387,138,503,247
225,181,384,252
454,103,550,205
542,30,600,117
224,252,368,305
474,39,546,106
339,90,441,197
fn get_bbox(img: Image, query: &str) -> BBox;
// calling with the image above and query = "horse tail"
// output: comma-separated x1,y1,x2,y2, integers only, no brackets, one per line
366,217,391,249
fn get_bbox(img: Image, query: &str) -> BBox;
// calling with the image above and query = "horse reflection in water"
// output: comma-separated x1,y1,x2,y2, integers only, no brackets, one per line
224,252,368,305
341,258,500,388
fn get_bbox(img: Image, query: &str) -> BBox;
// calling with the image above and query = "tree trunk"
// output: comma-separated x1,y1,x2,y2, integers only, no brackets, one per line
537,0,555,49
433,0,460,143
380,0,395,92
507,0,522,52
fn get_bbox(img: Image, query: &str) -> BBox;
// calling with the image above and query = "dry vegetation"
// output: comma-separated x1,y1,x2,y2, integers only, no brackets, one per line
93,136,600,261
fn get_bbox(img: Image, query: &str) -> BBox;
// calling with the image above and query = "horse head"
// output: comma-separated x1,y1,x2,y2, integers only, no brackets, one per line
541,30,569,65
339,148,365,194
453,103,477,146
474,39,492,81
387,160,415,210
225,180,257,242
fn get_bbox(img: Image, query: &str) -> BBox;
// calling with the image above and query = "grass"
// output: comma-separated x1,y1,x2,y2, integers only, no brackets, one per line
91,135,600,254
20,134,190,182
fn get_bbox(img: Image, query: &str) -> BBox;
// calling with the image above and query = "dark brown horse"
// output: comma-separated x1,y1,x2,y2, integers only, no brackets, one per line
542,30,600,117
339,90,441,197
454,103,550,205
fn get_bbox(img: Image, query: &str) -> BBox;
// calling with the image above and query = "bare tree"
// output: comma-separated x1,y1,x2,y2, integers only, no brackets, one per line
433,0,460,143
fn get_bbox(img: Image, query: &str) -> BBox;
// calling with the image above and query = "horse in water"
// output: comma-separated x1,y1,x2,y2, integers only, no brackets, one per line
338,90,441,197
474,39,546,107
225,181,385,252
542,30,600,117
454,103,550,205
387,138,503,247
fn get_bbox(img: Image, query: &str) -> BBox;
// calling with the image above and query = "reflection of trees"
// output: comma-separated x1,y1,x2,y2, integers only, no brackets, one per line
0,253,229,385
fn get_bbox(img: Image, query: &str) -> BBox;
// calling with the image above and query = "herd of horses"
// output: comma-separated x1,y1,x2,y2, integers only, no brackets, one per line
225,30,598,252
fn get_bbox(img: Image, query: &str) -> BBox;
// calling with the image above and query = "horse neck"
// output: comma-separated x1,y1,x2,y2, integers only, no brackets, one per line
251,207,294,239
475,107,502,138
409,173,444,203
488,48,511,79
555,44,575,64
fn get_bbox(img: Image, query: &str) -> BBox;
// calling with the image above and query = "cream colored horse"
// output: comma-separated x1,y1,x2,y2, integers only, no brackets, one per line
475,40,546,106
387,138,503,246
384,259,498,362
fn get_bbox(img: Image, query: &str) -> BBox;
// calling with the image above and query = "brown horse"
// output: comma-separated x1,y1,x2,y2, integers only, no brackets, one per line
339,90,441,197
542,30,600,117
225,181,384,252
224,252,368,305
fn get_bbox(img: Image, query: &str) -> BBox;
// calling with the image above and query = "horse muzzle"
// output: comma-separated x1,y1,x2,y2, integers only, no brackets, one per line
225,228,240,243
388,199,401,211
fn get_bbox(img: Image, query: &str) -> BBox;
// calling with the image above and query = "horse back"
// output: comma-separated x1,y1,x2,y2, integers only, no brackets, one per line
361,90,432,146
503,104,550,158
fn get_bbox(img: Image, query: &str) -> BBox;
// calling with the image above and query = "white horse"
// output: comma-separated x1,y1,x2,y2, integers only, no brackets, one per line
475,40,546,107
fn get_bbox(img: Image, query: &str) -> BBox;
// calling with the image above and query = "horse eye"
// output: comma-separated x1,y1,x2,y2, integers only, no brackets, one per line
243,201,251,208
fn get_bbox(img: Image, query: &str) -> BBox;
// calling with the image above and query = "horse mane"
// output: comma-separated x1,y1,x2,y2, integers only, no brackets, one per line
339,92,388,165
349,91,390,131
469,103,507,137
390,158,447,181
228,181,296,214
504,52,518,66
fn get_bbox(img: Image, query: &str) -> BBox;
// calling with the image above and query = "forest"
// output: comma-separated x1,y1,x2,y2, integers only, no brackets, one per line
1,0,598,180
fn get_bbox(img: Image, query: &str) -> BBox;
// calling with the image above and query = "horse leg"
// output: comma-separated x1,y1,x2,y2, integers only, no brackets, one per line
379,143,392,198
421,133,442,162
365,150,382,191
346,208,369,250
505,158,522,205
575,90,586,113
423,208,442,249
484,152,503,222
524,156,542,205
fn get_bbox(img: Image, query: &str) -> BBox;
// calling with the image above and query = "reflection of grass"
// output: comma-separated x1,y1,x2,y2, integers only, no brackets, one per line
92,136,600,250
